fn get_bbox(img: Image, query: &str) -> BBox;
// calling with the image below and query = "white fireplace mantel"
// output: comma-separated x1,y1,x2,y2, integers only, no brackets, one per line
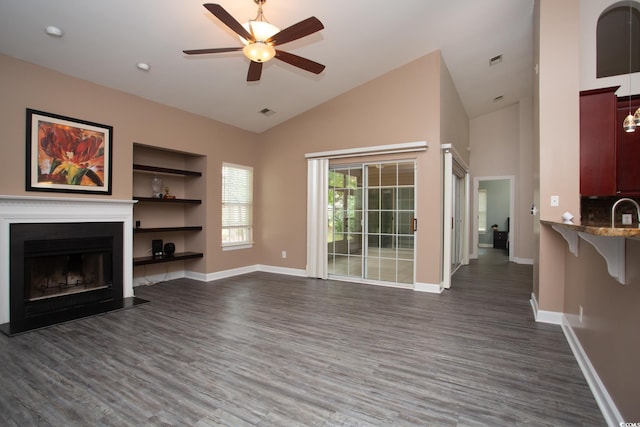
0,195,136,324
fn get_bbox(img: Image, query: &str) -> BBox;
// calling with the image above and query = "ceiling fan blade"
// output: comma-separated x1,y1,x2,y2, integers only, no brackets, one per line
183,47,242,55
266,16,324,46
275,50,325,75
247,61,263,81
204,3,254,42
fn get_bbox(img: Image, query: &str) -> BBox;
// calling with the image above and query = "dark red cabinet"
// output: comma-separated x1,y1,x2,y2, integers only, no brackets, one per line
616,97,640,195
580,87,640,197
580,86,618,196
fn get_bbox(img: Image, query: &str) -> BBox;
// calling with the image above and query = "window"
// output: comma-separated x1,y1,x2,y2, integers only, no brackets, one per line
596,4,640,78
478,189,487,233
222,163,253,248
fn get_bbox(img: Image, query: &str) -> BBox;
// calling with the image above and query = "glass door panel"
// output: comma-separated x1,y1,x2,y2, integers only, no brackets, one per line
398,162,415,186
329,161,415,285
379,258,397,282
328,166,363,279
364,161,415,285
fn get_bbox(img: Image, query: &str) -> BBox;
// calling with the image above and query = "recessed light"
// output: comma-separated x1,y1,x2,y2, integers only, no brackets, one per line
45,26,64,37
136,62,151,71
489,54,503,66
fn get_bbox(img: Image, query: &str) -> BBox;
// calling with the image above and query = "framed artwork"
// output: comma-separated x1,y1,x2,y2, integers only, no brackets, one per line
26,109,113,195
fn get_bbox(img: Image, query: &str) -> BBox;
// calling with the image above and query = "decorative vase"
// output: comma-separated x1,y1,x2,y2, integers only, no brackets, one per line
151,177,163,198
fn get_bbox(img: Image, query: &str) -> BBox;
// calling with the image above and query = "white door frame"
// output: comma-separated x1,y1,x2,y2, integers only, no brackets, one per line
472,175,515,262
441,144,470,289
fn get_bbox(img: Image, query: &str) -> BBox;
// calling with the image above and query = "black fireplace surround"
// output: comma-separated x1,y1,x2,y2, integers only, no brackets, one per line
2,222,146,335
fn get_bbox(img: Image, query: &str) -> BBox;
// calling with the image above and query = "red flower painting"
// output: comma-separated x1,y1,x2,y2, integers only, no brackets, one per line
37,121,105,186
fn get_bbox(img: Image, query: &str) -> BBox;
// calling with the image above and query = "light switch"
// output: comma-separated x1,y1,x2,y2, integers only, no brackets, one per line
622,214,632,225
550,195,559,207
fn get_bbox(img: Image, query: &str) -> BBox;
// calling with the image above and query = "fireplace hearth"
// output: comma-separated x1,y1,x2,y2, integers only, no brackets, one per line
0,196,144,335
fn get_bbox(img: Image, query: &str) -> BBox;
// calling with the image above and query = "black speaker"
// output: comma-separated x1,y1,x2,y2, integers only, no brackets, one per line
163,242,175,256
152,239,163,257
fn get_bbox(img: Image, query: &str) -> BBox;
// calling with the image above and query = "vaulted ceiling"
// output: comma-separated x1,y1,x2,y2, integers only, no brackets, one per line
0,0,534,133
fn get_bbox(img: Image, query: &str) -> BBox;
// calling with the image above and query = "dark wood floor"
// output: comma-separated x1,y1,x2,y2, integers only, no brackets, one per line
0,249,604,426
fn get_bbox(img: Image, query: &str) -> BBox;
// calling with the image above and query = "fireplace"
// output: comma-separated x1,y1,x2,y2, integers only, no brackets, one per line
10,222,123,326
0,196,144,335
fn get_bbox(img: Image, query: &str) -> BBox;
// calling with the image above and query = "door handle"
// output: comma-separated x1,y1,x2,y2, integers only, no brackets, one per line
411,217,417,233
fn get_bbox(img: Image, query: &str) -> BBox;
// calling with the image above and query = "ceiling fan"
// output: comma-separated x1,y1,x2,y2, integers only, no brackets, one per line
183,1,325,82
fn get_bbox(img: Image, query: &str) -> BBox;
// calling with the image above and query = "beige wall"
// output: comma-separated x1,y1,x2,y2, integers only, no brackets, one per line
534,0,581,312
469,100,535,263
535,0,640,419
564,0,639,419
0,54,262,278
260,51,446,285
439,58,470,167
564,239,640,420
1,50,455,286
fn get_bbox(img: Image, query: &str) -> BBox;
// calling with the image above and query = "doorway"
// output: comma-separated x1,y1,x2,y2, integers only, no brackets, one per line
473,176,514,261
442,146,470,289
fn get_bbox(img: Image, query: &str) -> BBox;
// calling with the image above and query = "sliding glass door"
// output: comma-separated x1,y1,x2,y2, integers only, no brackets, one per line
328,161,415,285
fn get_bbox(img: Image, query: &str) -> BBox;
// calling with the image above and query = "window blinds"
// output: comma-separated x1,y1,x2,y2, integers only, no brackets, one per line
222,163,253,245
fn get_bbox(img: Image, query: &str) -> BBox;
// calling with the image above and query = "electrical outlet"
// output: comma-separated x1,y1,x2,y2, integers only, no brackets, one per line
622,213,632,225
579,305,583,323
281,250,287,259
550,195,559,207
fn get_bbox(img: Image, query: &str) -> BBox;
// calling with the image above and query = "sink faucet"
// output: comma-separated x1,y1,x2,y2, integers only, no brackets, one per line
611,198,640,228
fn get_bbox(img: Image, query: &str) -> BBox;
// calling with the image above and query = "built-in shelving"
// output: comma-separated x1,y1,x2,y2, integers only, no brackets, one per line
133,197,201,204
133,164,202,177
134,226,203,234
132,144,205,271
133,251,204,266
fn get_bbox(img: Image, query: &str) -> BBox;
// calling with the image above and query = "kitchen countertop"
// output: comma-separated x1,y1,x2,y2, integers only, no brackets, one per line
540,219,640,238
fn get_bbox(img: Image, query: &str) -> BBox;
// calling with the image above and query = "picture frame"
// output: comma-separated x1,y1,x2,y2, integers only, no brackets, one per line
26,108,113,195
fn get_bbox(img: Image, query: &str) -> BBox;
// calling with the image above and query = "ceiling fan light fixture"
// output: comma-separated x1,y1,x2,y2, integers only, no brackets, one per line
243,42,276,62
184,2,324,81
241,20,280,44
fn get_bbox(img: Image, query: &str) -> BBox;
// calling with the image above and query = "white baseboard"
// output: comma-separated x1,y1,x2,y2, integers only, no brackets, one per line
258,265,307,277
514,257,534,265
203,265,260,282
133,270,186,287
414,282,444,293
184,270,208,282
134,264,308,287
529,292,562,325
561,315,623,427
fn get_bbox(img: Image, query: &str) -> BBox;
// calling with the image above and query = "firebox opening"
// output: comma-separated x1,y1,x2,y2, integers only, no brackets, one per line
24,237,113,302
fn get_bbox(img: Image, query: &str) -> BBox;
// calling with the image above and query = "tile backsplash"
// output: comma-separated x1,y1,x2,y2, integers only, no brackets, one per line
581,196,640,226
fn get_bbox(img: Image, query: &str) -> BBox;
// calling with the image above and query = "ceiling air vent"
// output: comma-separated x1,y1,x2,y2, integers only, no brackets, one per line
260,108,276,117
489,54,503,66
